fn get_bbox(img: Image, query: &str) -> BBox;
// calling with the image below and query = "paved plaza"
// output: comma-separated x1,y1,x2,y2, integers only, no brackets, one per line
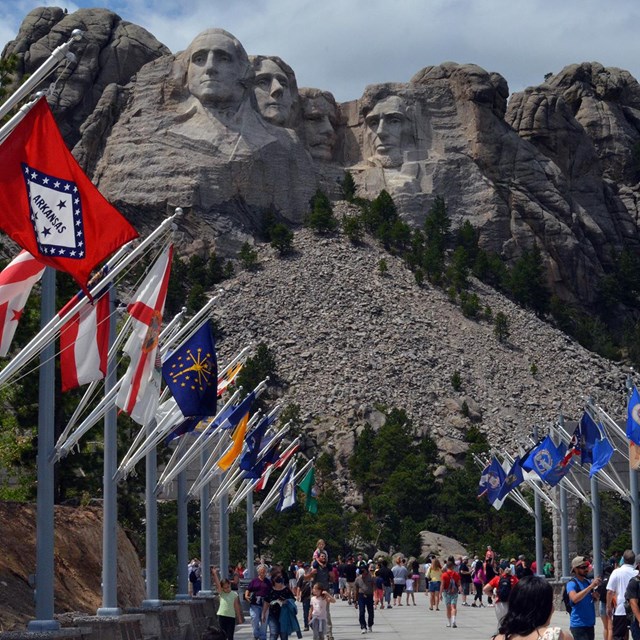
233,595,598,640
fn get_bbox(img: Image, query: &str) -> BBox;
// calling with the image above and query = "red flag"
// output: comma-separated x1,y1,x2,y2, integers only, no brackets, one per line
255,444,300,491
0,97,138,292
59,289,110,392
0,250,45,356
116,244,173,425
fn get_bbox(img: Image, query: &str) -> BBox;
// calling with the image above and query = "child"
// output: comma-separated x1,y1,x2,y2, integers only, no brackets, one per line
374,572,384,609
309,583,336,640
405,573,416,606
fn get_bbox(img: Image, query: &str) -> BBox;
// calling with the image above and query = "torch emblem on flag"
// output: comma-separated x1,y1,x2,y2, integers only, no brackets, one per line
142,310,163,353
22,163,85,258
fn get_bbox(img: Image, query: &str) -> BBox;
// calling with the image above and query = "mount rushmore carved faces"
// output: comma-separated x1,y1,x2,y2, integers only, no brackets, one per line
364,95,416,168
251,56,297,127
299,88,338,161
184,28,252,114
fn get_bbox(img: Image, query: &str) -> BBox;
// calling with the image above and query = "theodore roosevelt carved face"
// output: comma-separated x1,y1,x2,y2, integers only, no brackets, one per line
299,88,338,161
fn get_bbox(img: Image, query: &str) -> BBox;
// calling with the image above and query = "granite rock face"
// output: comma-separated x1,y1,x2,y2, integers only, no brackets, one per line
4,9,640,306
2,6,170,146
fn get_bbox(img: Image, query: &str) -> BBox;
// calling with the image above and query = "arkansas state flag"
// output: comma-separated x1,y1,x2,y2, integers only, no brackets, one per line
0,97,138,292
59,288,111,392
116,244,173,425
0,250,45,356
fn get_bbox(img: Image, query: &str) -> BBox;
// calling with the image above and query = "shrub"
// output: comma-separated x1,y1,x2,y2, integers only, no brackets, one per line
270,223,294,255
451,370,462,391
494,311,510,342
239,242,259,271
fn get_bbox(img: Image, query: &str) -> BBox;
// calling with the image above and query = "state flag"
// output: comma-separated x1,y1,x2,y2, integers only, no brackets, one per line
162,320,217,417
0,97,138,292
59,287,110,391
0,250,45,356
116,244,173,424
627,387,640,446
276,463,297,512
298,466,318,514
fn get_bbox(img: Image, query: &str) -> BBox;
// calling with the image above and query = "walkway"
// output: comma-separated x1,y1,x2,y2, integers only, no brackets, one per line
233,594,595,640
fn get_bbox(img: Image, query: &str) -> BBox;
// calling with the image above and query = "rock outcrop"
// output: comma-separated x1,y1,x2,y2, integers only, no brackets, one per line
211,225,629,493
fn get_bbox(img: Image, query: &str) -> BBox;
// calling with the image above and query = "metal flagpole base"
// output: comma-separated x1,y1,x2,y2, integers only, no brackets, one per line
196,590,213,596
141,599,163,608
175,594,192,600
96,607,122,616
27,619,61,631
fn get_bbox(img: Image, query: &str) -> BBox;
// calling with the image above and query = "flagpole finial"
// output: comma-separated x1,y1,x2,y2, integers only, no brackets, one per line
174,207,184,218
71,29,84,41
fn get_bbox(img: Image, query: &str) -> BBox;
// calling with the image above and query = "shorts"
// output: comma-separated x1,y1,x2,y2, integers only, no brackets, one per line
461,582,470,595
443,593,459,605
429,581,441,593
339,577,347,589
599,601,606,617
393,584,405,598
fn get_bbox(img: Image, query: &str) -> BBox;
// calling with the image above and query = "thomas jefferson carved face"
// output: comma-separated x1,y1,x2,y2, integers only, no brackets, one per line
253,58,294,126
365,96,414,168
186,30,250,110
301,94,337,161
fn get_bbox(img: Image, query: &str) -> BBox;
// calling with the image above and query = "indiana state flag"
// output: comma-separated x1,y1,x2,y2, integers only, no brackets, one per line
627,387,640,446
162,320,217,417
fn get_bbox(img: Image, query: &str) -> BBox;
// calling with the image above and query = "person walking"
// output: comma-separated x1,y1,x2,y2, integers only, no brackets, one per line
391,556,408,607
263,573,296,640
471,558,485,607
459,556,472,606
441,559,461,628
427,558,443,611
608,551,640,640
484,565,518,629
355,565,376,634
245,564,271,640
344,556,358,606
309,583,335,640
307,551,334,640
625,561,640,640
297,565,312,632
211,567,244,640
405,571,416,606
567,555,601,640
494,576,571,640
376,558,394,609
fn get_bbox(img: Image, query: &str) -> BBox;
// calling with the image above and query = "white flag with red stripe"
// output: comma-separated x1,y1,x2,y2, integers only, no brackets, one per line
116,244,173,425
0,250,45,356
59,289,111,392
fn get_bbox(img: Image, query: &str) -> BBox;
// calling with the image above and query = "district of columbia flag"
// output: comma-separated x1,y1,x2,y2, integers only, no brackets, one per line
116,243,173,424
59,287,110,392
0,97,138,293
0,250,45,356
276,462,297,512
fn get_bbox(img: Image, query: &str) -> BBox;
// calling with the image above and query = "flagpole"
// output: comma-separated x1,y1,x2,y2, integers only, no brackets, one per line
175,469,190,600
246,491,255,579
531,427,544,576
142,417,162,608
556,414,571,580
27,267,59,631
199,445,213,595
626,375,640,553
97,288,120,616
591,474,602,576
220,489,229,581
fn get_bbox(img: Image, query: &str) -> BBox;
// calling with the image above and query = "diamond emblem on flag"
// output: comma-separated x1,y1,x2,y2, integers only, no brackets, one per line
22,163,85,259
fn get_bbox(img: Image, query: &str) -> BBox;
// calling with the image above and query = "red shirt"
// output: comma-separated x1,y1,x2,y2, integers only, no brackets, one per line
441,570,461,592
486,575,519,602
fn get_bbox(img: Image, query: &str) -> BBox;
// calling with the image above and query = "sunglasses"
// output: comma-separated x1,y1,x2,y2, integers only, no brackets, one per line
576,565,589,570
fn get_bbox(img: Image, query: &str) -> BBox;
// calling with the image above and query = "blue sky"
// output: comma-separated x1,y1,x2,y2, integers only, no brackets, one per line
2,0,640,102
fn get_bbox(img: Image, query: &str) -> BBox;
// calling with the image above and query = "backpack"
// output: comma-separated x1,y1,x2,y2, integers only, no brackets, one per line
446,573,458,595
562,581,574,614
497,576,512,602
189,569,197,583
624,575,640,622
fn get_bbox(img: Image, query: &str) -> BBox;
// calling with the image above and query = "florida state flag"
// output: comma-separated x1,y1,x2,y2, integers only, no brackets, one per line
0,97,138,292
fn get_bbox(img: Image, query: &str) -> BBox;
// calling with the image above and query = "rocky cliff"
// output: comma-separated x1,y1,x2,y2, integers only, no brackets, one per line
0,502,145,631
211,224,629,492
3,7,640,310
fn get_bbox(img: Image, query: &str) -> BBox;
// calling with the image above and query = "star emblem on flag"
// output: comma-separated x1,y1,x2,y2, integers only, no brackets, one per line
22,163,85,259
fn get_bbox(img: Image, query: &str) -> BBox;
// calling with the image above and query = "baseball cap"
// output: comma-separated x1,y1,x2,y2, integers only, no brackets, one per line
571,556,587,570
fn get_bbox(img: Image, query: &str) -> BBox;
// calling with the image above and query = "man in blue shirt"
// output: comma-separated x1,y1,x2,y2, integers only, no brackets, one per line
568,556,602,640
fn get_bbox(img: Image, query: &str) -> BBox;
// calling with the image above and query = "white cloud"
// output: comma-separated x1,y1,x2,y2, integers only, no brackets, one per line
1,0,639,101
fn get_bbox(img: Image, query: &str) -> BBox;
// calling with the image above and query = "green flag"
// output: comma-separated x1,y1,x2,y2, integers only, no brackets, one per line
298,467,318,514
